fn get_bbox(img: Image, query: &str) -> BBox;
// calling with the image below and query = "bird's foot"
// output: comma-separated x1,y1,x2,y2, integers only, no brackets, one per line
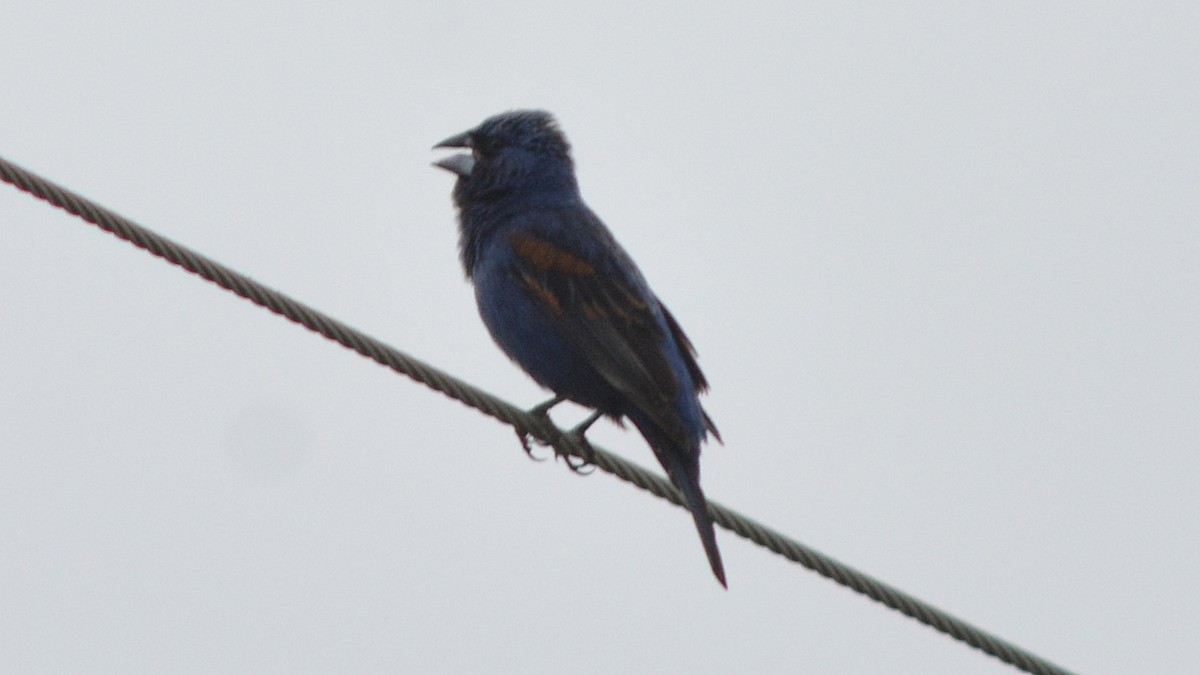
515,395,566,461
514,398,599,475
556,410,601,474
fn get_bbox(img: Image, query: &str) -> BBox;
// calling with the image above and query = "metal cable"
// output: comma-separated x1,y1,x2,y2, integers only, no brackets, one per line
0,153,1076,675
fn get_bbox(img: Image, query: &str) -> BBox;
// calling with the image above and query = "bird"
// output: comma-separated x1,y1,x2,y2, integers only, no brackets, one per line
433,110,726,587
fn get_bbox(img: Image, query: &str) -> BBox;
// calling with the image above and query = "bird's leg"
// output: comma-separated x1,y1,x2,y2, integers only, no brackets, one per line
529,395,565,418
515,395,566,461
515,396,599,474
570,409,603,437
557,409,602,474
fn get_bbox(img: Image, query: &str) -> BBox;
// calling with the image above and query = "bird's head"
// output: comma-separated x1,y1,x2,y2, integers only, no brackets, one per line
433,110,576,199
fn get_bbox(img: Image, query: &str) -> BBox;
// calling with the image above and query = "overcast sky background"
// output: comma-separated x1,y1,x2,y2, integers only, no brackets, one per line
2,3,1198,673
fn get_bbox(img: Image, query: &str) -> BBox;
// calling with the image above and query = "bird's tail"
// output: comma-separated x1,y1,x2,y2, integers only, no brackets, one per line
663,457,726,588
627,410,726,587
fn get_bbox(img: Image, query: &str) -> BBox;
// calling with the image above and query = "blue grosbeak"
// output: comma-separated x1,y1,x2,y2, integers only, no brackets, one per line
434,110,725,586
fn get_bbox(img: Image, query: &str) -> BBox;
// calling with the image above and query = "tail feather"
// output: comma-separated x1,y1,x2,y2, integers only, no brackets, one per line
665,461,726,588
627,410,726,587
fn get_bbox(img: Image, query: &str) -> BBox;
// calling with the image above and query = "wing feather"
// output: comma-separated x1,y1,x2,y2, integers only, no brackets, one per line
508,230,680,428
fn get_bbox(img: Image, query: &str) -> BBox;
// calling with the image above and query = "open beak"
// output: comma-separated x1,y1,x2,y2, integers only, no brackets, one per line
434,131,472,150
433,131,475,177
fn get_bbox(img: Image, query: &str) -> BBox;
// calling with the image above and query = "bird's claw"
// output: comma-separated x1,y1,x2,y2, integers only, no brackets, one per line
515,427,548,462
559,431,597,474
516,398,598,474
516,394,564,459
516,428,594,473
556,409,601,473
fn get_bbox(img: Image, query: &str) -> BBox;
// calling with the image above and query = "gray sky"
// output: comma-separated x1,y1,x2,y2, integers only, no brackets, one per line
2,2,1197,673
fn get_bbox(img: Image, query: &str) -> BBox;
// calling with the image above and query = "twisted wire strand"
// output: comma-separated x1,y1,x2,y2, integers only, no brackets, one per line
1,153,1075,675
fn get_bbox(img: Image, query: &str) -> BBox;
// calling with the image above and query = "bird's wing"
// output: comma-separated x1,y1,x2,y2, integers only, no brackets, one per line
660,303,721,442
507,228,681,425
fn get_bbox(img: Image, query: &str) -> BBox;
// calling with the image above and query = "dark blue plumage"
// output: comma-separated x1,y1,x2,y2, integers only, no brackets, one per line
434,110,725,586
